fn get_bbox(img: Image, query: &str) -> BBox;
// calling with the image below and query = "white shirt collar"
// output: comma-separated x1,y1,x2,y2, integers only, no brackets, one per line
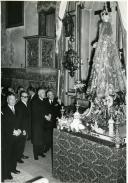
39,97,44,101
21,100,27,106
31,93,35,99
8,104,15,110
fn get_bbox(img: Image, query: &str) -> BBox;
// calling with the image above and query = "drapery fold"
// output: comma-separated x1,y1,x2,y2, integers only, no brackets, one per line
56,1,67,54
56,2,67,99
117,1,127,68
118,1,127,32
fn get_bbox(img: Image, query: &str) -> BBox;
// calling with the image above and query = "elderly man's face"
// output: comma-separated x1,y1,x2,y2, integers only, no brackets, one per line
47,91,54,100
7,95,16,106
38,89,46,99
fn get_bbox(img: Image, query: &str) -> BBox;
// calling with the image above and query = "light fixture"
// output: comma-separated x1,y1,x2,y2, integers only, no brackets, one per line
63,47,80,77
62,12,74,38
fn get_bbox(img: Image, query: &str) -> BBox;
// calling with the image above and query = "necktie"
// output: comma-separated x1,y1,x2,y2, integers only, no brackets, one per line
12,107,15,114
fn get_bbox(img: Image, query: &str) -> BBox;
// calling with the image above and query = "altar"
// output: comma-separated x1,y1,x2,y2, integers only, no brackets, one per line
52,129,126,183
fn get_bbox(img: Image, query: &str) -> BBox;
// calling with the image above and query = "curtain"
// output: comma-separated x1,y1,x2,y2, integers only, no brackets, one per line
118,1,127,32
56,2,67,99
56,1,67,54
117,1,127,69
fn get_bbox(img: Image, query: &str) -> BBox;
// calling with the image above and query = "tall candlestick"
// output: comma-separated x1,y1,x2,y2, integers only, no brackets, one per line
77,62,80,81
61,106,65,119
76,100,80,112
115,116,122,148
57,70,61,98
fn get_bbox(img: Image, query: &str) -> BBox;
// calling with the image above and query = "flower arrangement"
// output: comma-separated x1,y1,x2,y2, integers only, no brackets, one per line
109,90,126,125
74,80,86,94
82,90,126,129
57,90,126,135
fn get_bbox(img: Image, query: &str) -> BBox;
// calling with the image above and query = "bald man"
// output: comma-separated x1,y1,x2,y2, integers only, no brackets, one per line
31,88,51,160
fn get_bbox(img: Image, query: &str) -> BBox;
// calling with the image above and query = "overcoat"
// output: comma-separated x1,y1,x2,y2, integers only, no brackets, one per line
2,105,19,175
45,97,62,128
31,97,49,145
15,100,30,132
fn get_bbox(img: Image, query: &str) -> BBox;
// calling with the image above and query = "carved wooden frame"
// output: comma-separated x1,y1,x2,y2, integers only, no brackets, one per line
24,36,55,69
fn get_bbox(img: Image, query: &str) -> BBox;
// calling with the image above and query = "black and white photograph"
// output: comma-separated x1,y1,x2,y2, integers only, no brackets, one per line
1,1,127,183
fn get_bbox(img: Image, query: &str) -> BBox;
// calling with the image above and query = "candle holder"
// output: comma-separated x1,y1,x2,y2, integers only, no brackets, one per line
61,106,65,119
114,116,122,148
75,101,80,113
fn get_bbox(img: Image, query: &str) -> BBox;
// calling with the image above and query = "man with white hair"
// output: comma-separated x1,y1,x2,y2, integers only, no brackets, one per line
2,93,21,180
44,90,63,152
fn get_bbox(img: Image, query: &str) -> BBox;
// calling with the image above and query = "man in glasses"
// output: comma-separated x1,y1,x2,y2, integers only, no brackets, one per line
15,91,30,163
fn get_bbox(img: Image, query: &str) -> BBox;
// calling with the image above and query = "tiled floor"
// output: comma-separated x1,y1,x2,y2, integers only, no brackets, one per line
4,141,62,183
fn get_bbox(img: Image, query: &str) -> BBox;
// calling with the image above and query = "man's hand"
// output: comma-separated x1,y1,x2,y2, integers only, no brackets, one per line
45,114,51,121
23,130,26,136
57,98,62,105
92,42,97,48
17,129,22,135
13,129,19,136
13,129,22,136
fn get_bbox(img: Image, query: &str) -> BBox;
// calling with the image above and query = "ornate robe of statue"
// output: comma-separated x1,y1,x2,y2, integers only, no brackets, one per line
89,21,126,98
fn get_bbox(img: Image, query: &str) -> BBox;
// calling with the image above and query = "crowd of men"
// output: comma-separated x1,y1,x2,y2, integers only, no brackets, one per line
1,86,63,181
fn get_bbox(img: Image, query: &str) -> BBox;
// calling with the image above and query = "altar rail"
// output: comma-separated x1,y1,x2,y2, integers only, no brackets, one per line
53,129,126,183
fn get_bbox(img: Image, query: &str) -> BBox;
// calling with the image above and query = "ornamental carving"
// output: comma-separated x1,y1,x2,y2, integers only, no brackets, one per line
41,39,54,67
27,38,39,67
24,36,55,68
37,1,56,13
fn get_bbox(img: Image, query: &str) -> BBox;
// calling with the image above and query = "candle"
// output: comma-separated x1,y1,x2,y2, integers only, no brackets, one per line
57,70,61,98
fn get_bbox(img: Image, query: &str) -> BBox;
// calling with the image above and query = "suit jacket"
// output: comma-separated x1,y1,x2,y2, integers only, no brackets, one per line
45,97,63,128
31,97,49,145
2,105,19,140
15,100,30,132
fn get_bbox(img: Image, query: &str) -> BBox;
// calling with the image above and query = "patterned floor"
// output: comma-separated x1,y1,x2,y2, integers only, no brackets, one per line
4,141,62,183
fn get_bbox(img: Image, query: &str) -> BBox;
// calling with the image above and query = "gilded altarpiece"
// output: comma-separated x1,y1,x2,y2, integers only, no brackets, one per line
41,39,55,67
26,38,39,67
24,36,55,68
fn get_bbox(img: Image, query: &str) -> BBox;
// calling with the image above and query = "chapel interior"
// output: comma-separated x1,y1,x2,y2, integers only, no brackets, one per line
1,1,127,183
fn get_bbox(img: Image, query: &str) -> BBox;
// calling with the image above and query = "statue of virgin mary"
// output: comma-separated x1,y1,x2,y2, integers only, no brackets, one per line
87,9,126,98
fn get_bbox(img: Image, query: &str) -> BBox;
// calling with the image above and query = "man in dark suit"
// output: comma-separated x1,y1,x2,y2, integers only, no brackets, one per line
15,91,30,163
27,86,37,102
2,93,21,180
27,86,37,140
46,90,63,127
1,111,7,182
31,88,51,160
44,90,63,152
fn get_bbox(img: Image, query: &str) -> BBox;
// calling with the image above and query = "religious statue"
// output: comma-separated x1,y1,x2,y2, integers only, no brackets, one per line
87,8,126,98
84,7,126,130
